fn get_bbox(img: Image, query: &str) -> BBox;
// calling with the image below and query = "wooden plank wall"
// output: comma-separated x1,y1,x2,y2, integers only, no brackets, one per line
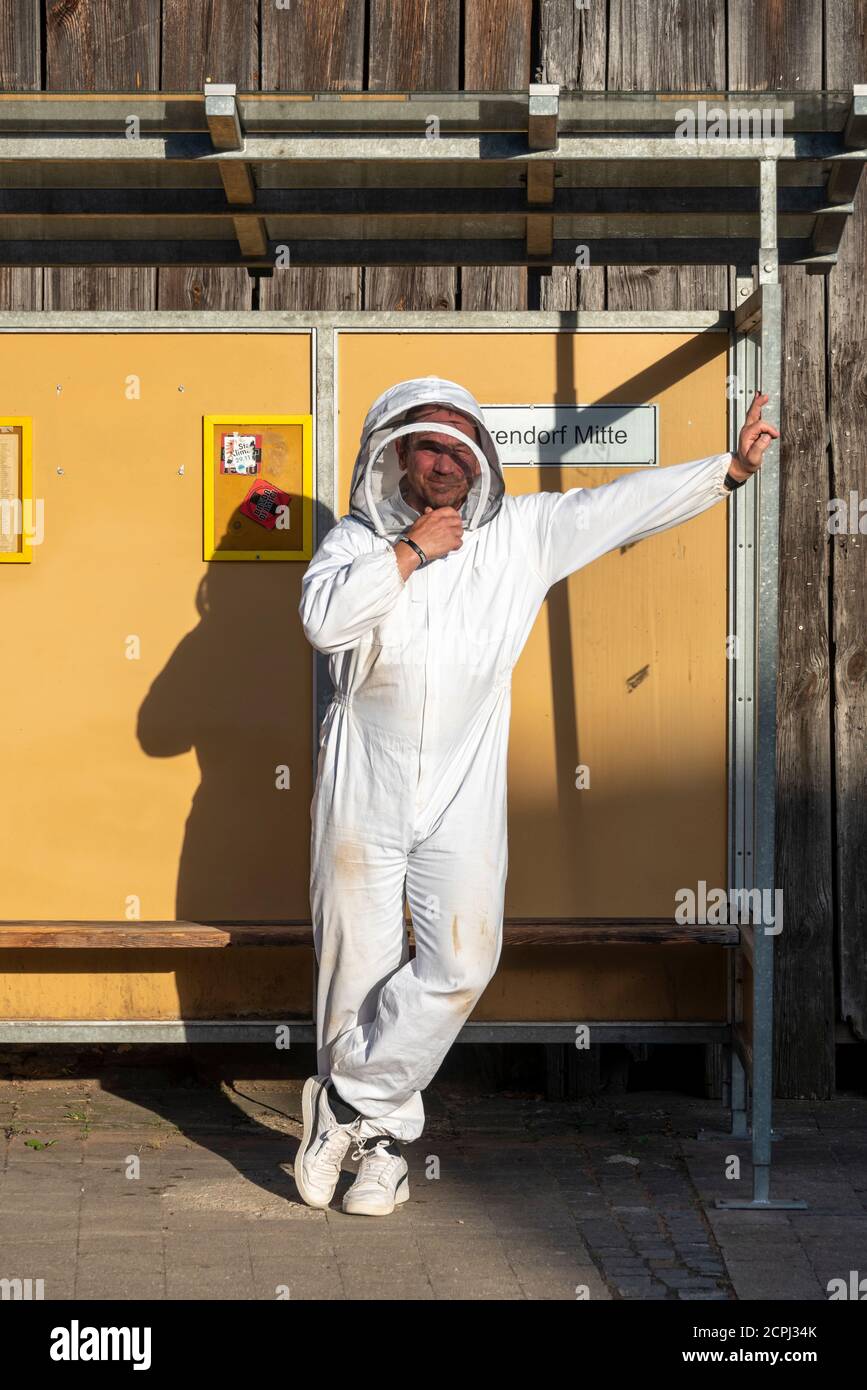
0,0,864,1095
826,1,867,1071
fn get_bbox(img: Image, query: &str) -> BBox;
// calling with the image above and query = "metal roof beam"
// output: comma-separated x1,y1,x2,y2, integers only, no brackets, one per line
734,285,763,333
0,187,838,216
0,90,856,135
827,85,867,202
0,86,859,273
841,84,867,146
811,201,856,256
759,159,779,284
205,80,261,260
204,82,243,150
526,84,556,271
528,83,559,150
205,80,256,207
233,214,267,257
0,134,863,162
0,213,824,239
0,236,834,269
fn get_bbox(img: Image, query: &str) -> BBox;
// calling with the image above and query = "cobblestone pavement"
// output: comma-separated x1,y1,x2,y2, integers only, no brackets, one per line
1,1076,865,1301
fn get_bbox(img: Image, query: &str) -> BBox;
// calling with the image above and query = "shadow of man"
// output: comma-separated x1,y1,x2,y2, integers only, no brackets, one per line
131,507,316,1204
136,509,303,922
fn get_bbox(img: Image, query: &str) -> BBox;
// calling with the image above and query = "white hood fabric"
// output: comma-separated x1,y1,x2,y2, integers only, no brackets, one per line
301,379,734,1144
347,376,506,537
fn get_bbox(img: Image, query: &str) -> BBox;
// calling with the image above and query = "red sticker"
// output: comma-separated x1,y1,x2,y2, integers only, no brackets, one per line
240,477,292,530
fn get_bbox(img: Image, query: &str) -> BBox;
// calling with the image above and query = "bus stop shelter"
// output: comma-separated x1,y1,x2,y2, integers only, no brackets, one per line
0,84,865,1212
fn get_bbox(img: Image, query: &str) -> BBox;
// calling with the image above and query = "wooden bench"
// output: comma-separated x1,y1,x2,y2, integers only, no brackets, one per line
0,919,740,948
0,919,739,1062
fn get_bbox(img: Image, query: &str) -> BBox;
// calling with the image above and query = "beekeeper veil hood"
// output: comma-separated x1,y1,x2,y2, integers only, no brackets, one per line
348,376,506,538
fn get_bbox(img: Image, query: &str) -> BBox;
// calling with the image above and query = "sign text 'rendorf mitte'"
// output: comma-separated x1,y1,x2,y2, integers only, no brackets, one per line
481,404,659,468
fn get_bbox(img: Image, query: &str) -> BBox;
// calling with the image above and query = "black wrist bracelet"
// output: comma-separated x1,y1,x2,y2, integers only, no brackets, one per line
396,535,427,566
723,469,748,492
723,452,751,491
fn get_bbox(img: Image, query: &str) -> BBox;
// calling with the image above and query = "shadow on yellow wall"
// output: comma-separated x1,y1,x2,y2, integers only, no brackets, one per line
136,507,308,922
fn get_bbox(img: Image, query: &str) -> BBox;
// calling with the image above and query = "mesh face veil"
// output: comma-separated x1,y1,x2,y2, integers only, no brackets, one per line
347,376,506,538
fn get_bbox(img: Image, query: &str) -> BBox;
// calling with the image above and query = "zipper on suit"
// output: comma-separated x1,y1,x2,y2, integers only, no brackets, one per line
415,562,429,800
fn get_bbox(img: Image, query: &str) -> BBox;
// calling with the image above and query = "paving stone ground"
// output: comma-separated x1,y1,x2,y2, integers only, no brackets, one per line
1,1075,865,1301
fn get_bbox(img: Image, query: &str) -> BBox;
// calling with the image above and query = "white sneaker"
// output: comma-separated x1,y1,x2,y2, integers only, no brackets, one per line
294,1074,363,1209
342,1135,410,1216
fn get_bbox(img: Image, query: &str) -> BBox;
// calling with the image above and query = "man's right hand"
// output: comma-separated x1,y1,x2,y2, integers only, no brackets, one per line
392,506,464,581
407,506,464,561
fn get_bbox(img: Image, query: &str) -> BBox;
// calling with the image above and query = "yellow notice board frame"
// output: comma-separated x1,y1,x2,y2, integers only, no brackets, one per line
203,413,313,561
0,417,33,563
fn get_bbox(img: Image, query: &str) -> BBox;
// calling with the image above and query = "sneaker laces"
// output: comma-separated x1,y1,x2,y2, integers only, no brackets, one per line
312,1125,354,1174
349,1135,399,1171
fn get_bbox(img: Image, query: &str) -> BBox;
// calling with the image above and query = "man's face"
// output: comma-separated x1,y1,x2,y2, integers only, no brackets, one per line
396,407,481,512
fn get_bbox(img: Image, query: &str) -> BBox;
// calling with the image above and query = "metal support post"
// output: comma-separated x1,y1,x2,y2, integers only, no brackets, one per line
717,164,806,1208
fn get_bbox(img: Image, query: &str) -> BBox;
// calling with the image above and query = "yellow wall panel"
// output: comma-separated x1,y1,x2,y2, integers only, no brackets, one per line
338,331,728,916
0,327,730,1025
0,334,314,922
473,946,728,1022
0,948,314,1020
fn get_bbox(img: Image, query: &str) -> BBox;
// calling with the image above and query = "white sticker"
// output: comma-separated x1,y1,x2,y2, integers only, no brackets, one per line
222,433,261,474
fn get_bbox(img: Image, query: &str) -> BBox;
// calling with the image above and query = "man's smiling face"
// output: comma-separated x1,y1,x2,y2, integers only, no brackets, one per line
396,406,481,514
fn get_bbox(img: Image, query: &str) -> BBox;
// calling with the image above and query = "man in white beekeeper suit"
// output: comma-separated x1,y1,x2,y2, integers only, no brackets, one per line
294,375,778,1217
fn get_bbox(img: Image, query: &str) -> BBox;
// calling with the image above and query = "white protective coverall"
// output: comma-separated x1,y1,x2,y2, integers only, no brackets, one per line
300,376,732,1142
